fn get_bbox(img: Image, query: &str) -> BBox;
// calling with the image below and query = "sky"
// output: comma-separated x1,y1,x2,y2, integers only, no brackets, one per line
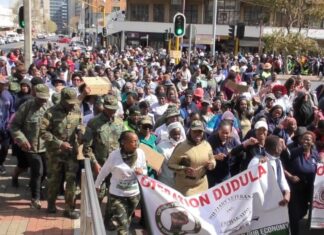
0,0,17,8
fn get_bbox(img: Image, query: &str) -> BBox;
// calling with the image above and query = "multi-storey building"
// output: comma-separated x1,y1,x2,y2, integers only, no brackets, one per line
106,0,324,51
50,0,69,34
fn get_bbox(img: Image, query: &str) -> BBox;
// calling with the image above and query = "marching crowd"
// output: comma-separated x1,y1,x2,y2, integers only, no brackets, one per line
0,43,324,235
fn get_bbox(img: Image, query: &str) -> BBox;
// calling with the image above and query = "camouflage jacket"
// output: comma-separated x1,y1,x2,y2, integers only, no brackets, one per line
10,99,51,153
83,113,124,165
40,103,82,155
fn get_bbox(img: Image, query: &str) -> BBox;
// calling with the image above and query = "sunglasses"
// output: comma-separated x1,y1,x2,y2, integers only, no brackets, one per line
142,125,153,130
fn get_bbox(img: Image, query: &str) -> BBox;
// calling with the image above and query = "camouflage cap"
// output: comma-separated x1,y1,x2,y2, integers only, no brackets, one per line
190,120,205,131
165,105,180,118
61,87,79,104
103,94,118,110
129,105,141,116
34,84,50,99
140,116,153,126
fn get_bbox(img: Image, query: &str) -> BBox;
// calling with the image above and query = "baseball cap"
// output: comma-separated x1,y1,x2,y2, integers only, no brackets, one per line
140,116,153,126
103,94,118,110
265,93,276,101
190,120,205,131
34,84,50,99
61,87,79,104
129,105,141,116
194,88,204,98
165,105,180,118
254,120,268,130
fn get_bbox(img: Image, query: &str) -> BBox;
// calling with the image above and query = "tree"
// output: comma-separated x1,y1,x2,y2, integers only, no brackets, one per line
45,20,57,33
243,0,324,33
263,30,322,55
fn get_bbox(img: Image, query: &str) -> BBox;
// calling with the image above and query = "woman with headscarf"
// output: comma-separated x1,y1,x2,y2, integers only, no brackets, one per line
95,131,147,233
168,120,216,196
272,84,291,114
157,122,185,188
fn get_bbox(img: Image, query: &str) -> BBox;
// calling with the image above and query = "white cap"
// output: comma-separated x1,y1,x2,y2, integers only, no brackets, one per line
254,120,268,130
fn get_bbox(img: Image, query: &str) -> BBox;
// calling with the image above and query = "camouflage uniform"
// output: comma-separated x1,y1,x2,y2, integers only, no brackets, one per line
83,94,124,218
83,95,124,166
40,88,83,219
10,85,51,207
107,194,140,235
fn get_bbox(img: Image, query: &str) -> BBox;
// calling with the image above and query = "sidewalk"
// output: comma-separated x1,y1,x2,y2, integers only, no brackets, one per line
0,154,80,235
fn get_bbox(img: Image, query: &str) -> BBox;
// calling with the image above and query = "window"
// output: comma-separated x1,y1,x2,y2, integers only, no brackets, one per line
170,4,182,22
244,6,268,26
204,0,240,25
153,4,164,22
130,4,149,21
185,5,198,24
112,7,120,12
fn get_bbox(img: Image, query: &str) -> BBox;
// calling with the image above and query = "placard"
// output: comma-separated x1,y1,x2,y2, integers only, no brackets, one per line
139,143,165,172
82,76,111,95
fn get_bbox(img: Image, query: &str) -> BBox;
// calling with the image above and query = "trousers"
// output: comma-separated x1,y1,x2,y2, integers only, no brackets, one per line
27,152,47,200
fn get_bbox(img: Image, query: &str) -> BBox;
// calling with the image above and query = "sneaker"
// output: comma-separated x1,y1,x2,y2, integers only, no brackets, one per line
12,176,19,188
30,199,41,209
0,165,6,175
63,210,80,219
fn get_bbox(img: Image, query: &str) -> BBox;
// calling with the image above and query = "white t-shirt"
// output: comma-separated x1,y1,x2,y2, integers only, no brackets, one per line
94,148,147,197
248,153,290,193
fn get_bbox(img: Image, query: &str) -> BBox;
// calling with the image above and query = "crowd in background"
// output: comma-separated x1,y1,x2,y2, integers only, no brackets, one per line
0,43,324,234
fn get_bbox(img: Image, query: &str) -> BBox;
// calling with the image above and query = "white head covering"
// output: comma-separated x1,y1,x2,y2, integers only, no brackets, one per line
167,122,182,134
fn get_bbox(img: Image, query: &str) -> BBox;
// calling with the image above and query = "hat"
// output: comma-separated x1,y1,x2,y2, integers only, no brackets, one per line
265,93,276,101
165,105,180,118
190,120,204,131
129,105,141,116
140,116,153,126
295,127,307,137
51,78,66,86
194,88,204,98
263,63,272,70
230,65,240,73
103,94,118,110
34,84,50,99
20,79,31,88
254,120,268,130
61,87,79,104
221,111,235,121
31,77,44,86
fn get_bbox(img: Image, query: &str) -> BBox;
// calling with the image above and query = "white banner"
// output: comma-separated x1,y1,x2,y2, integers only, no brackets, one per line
138,162,289,235
311,163,324,229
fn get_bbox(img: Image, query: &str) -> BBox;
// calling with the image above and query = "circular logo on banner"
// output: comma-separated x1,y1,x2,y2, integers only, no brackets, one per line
155,202,201,235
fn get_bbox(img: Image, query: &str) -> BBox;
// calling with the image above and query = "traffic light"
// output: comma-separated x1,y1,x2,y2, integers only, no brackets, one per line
236,23,245,39
102,27,107,36
18,6,24,28
228,25,235,40
173,13,186,37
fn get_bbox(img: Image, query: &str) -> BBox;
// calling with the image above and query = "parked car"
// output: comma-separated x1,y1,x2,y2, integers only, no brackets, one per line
18,34,24,41
37,33,46,39
58,36,71,44
7,34,20,43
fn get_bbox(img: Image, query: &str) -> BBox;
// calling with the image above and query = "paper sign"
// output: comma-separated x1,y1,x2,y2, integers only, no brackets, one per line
225,80,249,93
139,143,165,172
82,76,111,95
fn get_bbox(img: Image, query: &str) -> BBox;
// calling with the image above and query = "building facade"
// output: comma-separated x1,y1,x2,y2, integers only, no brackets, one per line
107,0,324,51
50,0,69,34
0,6,15,31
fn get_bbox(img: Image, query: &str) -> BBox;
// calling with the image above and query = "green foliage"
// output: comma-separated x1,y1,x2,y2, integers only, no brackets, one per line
263,30,323,56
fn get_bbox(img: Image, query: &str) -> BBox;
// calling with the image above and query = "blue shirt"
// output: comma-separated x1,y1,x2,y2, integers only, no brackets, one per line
207,133,240,186
0,89,14,132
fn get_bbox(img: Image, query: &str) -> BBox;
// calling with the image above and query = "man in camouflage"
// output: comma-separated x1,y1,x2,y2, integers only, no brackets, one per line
83,94,124,225
10,84,51,209
40,87,83,219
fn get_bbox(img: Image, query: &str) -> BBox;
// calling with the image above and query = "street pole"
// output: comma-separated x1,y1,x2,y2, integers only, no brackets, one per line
188,24,192,65
212,0,218,58
24,0,32,70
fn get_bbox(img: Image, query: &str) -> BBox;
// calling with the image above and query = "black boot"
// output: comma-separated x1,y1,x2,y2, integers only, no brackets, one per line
47,202,57,213
63,209,80,219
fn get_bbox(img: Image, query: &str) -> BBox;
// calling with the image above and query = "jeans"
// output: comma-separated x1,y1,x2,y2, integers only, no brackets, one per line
27,152,47,200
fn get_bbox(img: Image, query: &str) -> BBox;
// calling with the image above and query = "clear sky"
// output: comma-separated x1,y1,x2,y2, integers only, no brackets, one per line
0,0,17,8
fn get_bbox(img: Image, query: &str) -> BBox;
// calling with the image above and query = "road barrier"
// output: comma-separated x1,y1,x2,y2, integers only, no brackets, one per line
80,159,106,235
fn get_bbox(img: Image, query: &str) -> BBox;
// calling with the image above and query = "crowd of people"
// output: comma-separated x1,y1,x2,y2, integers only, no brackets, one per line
0,43,324,235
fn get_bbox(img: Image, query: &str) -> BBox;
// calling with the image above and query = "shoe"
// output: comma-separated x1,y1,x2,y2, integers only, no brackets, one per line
63,210,80,219
47,203,57,214
12,176,19,188
30,199,41,209
0,165,6,175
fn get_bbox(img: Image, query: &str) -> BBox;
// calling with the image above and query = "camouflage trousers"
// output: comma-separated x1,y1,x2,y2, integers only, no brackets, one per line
105,193,140,235
47,156,78,211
